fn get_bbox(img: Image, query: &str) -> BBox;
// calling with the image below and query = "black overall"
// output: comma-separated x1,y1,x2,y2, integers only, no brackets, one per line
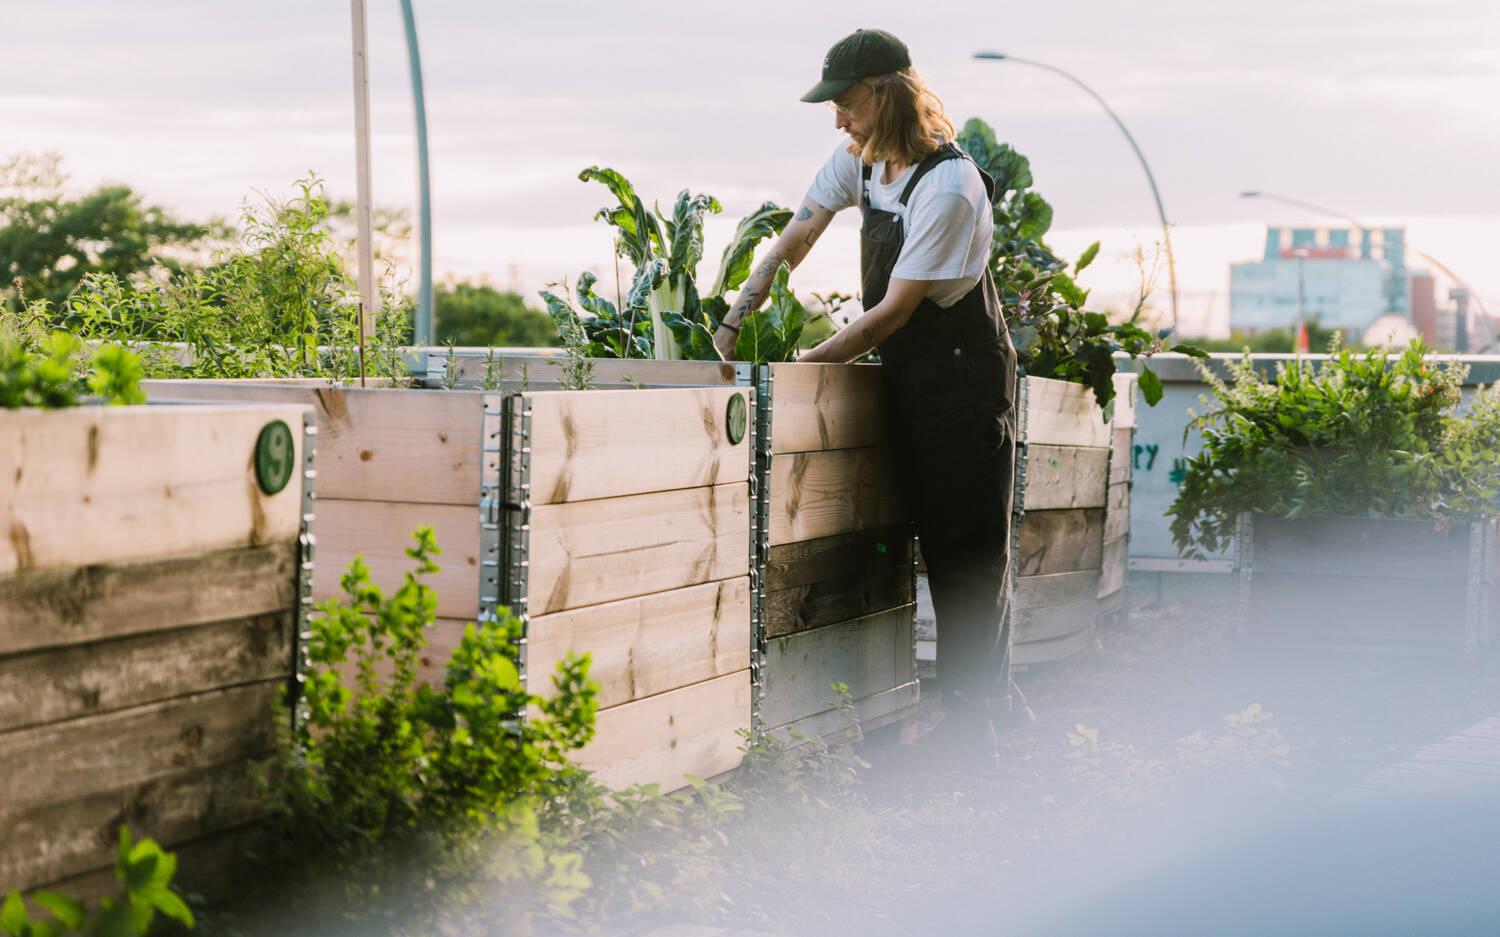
860,143,1018,713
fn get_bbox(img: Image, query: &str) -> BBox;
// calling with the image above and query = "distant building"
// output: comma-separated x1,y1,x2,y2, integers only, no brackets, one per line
1229,225,1412,334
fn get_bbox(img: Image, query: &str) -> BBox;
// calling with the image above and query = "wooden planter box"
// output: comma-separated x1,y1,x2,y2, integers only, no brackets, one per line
0,402,314,900
1235,512,1500,655
1011,373,1135,667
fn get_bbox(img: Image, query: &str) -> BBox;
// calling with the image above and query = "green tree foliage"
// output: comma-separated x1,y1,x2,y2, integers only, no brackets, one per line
433,282,560,348
1168,340,1500,556
1190,316,1350,354
0,154,218,315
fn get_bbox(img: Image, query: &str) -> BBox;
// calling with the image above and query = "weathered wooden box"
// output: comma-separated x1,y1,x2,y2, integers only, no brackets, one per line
1235,512,1500,655
0,402,314,898
1011,373,1135,667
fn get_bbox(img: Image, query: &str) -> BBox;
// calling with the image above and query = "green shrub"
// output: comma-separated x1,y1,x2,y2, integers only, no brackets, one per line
255,527,598,932
0,328,145,409
1168,340,1500,556
1,827,193,937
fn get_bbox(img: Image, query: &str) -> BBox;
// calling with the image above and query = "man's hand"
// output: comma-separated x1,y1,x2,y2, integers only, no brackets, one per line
716,198,834,360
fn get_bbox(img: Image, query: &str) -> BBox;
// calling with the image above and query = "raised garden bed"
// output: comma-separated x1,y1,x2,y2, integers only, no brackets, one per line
0,401,314,899
1235,512,1500,656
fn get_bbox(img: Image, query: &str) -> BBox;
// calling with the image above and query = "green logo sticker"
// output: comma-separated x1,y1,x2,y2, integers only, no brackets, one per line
726,393,748,445
255,420,296,495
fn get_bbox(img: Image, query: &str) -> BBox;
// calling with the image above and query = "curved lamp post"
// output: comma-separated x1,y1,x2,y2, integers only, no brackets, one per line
974,51,1179,330
1239,190,1492,350
400,0,434,346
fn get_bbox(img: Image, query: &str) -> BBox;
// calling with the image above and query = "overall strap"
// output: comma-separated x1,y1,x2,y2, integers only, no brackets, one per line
860,161,873,209
897,143,963,206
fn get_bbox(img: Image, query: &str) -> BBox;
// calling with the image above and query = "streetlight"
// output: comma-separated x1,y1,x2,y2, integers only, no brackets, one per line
1239,190,1492,350
973,51,1179,330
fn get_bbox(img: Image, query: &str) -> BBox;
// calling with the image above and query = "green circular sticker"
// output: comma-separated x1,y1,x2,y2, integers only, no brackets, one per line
726,394,748,446
255,420,296,495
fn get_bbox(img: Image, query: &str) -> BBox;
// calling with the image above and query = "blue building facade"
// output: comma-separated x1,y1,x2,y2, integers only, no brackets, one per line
1229,226,1409,333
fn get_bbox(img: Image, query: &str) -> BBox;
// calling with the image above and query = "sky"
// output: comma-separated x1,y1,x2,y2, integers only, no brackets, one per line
4,0,1498,337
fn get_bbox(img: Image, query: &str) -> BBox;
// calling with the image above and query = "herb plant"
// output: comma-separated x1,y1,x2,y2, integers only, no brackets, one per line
0,327,146,408
1167,341,1500,557
1,827,193,937
956,118,1204,412
257,527,599,930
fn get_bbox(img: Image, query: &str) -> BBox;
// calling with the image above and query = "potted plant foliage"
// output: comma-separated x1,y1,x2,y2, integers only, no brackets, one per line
1168,341,1500,655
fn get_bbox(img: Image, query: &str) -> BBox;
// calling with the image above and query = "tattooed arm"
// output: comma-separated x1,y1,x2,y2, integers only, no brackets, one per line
714,197,835,359
798,277,932,363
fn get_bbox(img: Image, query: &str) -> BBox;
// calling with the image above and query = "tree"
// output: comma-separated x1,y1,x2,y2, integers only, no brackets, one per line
435,282,559,348
1191,316,1352,354
0,153,220,315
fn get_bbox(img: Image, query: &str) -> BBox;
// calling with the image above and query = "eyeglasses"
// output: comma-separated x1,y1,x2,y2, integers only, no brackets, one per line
826,84,874,116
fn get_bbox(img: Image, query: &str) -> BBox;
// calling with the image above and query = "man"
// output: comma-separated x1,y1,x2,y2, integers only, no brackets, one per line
714,28,1019,760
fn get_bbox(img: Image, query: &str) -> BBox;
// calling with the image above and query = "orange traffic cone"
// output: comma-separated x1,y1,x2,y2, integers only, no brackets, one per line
1295,320,1311,354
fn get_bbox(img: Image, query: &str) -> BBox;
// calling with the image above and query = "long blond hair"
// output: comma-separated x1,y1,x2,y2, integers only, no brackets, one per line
848,67,956,166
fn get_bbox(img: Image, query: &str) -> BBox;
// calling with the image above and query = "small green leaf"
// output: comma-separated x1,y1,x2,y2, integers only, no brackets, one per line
1138,366,1164,406
28,893,83,931
1,891,28,935
1074,241,1100,274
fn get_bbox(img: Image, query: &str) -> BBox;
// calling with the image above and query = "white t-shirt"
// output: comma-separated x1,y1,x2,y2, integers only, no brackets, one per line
805,142,992,308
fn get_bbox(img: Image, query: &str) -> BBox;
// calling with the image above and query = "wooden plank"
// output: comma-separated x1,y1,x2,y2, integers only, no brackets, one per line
1023,376,1110,448
527,388,751,505
576,670,751,791
1017,508,1105,576
1110,372,1138,429
769,448,904,546
0,541,296,655
1109,427,1133,480
528,578,750,709
769,682,918,745
0,757,270,893
1015,596,1098,643
142,382,485,505
1104,481,1130,542
761,606,914,730
1016,569,1101,610
1,404,308,573
1099,537,1127,597
766,529,914,637
0,681,279,818
530,483,749,615
314,498,480,619
1022,444,1109,511
1250,515,1475,581
767,363,887,453
1247,572,1467,646
0,613,293,733
1097,588,1126,621
1011,624,1095,667
446,355,737,389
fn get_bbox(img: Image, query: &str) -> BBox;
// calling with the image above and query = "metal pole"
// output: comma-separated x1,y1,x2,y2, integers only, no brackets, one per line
399,0,434,347
974,52,1179,331
349,0,376,385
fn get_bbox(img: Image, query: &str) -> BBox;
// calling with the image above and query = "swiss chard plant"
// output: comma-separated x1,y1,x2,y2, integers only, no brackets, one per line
542,167,796,363
1167,341,1500,557
956,118,1204,414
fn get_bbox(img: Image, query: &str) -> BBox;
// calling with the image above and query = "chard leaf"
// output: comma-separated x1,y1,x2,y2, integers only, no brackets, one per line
1016,191,1054,240
665,190,722,290
580,166,665,266
659,310,723,361
956,118,1032,204
574,272,617,320
734,263,806,363
539,287,590,350
709,201,793,297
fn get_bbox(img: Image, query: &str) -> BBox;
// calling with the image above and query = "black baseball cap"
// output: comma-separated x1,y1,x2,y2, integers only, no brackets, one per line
799,28,911,103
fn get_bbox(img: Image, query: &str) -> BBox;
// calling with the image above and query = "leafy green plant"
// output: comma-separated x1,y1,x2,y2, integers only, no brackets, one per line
956,118,1204,412
2,827,193,937
545,168,791,362
0,327,146,408
1167,340,1500,556
732,262,807,363
256,526,599,931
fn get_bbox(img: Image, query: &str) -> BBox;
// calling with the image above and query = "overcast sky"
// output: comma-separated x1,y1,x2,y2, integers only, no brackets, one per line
5,0,1497,336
